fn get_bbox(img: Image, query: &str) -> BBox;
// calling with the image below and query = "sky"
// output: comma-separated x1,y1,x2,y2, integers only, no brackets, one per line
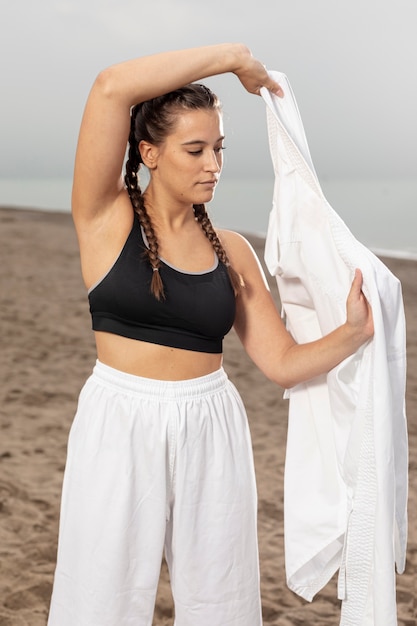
1,0,416,182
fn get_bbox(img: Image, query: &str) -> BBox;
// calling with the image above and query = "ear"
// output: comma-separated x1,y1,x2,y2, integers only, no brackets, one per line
139,140,159,169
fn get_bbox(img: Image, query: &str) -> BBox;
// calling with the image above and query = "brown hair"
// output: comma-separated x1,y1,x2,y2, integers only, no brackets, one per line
124,83,244,300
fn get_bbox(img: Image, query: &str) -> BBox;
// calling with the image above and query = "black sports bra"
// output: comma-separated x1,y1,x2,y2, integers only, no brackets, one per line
88,213,236,354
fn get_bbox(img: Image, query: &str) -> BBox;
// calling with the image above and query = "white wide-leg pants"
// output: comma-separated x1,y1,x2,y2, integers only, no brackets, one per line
48,360,262,626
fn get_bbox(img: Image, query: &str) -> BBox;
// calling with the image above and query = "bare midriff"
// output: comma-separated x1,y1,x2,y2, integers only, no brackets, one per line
95,331,223,381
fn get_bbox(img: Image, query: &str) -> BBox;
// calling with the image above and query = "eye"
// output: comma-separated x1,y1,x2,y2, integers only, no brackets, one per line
187,146,226,156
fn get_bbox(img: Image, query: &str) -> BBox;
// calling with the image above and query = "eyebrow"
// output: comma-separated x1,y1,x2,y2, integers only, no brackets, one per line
181,136,225,146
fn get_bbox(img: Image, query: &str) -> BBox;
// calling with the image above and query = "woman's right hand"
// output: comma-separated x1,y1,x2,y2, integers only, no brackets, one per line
72,42,283,229
233,45,284,97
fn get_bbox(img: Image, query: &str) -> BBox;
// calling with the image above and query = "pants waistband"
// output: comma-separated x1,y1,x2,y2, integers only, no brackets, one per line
91,360,229,399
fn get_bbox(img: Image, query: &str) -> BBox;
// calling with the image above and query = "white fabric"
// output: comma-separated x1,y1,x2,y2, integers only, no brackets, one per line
48,361,261,626
261,74,408,625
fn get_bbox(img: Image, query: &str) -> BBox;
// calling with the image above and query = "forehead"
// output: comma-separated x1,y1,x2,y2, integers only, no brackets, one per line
169,108,224,140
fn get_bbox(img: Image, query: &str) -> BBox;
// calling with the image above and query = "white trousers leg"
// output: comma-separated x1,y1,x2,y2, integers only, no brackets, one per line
47,361,262,626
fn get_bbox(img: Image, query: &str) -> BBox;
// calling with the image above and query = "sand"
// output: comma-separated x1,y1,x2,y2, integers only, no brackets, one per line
0,206,415,625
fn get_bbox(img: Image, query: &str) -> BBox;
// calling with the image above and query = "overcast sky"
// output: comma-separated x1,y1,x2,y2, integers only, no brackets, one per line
1,0,416,181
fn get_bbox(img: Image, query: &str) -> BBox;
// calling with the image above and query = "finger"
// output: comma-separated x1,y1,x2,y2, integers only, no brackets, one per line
269,80,284,97
260,65,284,97
354,267,363,286
349,268,363,299
256,80,284,98
262,72,284,97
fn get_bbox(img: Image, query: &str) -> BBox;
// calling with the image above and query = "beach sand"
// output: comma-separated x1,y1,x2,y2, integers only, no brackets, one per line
0,207,415,625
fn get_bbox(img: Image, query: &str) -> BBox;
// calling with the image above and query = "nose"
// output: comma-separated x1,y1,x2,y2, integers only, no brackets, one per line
204,149,222,173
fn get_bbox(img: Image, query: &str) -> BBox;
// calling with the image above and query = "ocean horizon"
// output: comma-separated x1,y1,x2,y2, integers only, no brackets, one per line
1,176,416,260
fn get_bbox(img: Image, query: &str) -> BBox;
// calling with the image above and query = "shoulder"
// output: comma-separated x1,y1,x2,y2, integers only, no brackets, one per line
217,228,271,295
217,229,263,273
218,228,256,255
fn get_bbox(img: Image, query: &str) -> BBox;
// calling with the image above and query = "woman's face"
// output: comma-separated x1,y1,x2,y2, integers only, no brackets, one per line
143,108,225,207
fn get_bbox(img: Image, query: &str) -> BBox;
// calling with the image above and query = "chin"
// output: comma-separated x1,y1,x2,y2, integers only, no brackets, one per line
197,190,217,205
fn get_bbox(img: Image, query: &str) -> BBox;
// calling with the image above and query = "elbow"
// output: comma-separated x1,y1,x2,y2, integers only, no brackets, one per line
263,347,300,390
265,369,298,391
92,66,138,108
92,66,121,101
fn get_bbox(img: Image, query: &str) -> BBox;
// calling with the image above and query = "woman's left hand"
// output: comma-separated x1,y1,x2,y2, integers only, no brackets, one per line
345,269,374,342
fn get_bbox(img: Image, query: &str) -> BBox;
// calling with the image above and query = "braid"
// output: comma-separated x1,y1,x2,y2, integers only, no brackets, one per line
193,204,244,295
125,85,227,301
124,106,165,300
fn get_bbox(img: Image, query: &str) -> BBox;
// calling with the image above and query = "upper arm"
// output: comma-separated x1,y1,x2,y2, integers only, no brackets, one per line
71,45,249,227
71,68,132,226
220,231,295,384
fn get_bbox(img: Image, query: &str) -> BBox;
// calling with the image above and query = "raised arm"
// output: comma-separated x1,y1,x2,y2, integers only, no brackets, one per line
71,43,283,225
222,231,374,389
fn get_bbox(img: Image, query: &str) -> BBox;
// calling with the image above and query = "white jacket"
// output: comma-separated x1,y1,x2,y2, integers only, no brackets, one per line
261,74,408,625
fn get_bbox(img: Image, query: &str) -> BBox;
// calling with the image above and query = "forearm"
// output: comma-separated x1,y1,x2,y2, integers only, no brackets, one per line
230,238,374,391
95,43,251,107
277,322,370,389
73,43,251,216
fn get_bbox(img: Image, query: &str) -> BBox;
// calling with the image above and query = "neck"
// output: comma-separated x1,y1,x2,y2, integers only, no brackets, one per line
143,186,196,232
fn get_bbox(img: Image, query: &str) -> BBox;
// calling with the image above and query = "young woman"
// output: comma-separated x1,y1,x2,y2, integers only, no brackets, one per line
47,43,373,626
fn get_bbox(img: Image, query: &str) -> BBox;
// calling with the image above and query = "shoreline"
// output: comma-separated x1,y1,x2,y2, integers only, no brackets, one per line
0,205,415,625
2,205,417,263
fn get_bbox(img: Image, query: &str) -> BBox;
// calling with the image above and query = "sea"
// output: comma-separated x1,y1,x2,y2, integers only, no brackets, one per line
1,177,416,260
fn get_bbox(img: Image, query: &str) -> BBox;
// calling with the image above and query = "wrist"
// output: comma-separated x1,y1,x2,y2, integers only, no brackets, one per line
341,321,371,353
228,43,252,74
